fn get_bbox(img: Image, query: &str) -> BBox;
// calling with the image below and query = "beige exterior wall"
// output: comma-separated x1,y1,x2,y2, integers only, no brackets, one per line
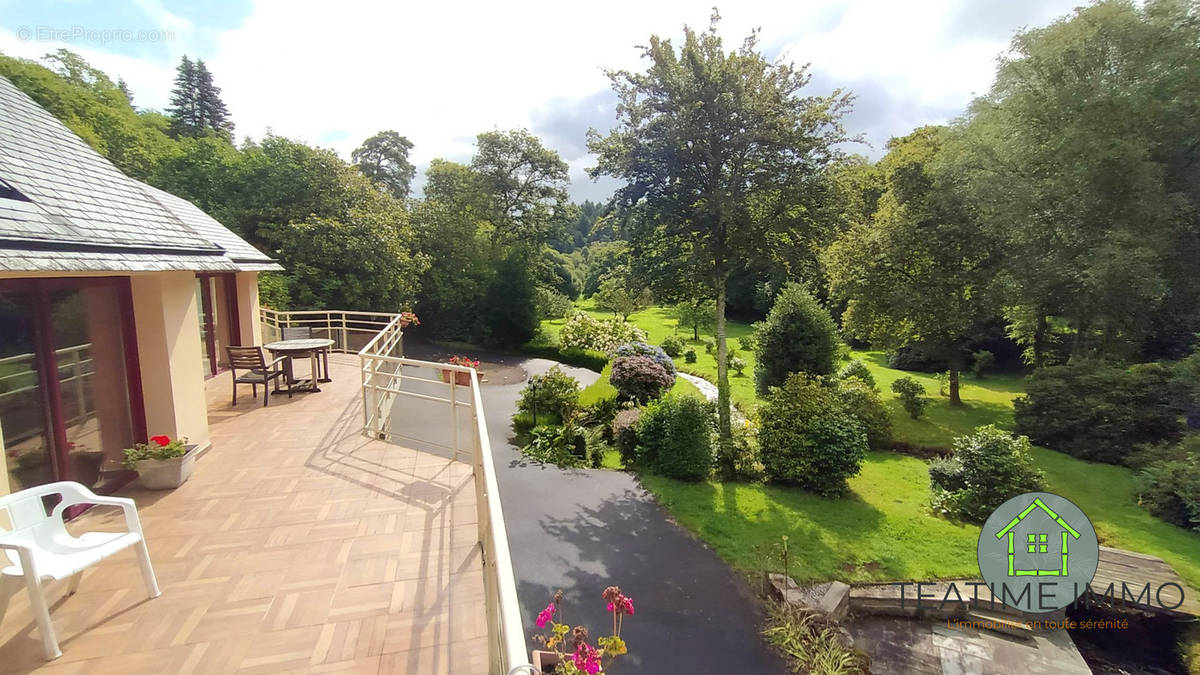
129,272,211,450
236,272,263,346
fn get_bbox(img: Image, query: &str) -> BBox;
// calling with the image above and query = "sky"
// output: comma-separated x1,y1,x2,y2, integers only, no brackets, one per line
0,0,1083,202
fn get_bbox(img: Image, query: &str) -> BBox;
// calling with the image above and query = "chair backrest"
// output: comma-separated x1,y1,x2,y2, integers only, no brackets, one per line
0,482,76,557
226,345,267,370
281,326,313,340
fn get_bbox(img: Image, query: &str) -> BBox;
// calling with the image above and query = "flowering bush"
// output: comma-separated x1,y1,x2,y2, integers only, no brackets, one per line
613,342,676,379
399,311,420,328
559,312,647,355
446,355,479,369
609,356,673,404
533,587,634,674
123,435,189,469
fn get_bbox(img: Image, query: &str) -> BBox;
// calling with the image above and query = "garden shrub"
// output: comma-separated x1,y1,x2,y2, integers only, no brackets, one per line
1137,436,1200,531
559,312,648,354
661,335,685,358
1013,360,1185,464
738,334,756,353
535,287,573,321
886,343,948,372
929,425,1044,523
836,377,892,451
837,359,875,388
729,355,747,376
635,393,716,481
754,283,838,395
612,408,641,464
759,374,867,496
704,338,716,355
718,420,764,481
522,422,587,468
971,349,995,379
517,366,580,424
581,396,620,432
684,348,697,363
609,356,674,404
614,341,676,378
891,377,929,419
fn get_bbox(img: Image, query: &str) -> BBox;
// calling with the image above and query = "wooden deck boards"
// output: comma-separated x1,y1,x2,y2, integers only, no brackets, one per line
0,355,487,674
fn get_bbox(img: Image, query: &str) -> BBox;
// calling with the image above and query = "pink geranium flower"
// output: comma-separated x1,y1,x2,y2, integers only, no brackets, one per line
535,602,556,628
573,643,601,674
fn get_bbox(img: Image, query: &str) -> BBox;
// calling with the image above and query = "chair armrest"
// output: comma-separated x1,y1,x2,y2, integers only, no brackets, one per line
49,492,143,537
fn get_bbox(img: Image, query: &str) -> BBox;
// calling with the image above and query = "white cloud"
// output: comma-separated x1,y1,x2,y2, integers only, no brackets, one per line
1,0,1083,200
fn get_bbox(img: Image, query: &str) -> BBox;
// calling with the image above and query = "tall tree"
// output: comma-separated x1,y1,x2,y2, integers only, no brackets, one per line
589,13,852,449
958,0,1200,362
194,60,233,138
824,127,999,405
471,129,569,246
352,130,416,199
168,56,232,138
166,56,200,137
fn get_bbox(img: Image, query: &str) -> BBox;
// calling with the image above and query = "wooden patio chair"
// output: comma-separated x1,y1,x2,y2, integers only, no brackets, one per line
226,345,291,407
280,326,313,340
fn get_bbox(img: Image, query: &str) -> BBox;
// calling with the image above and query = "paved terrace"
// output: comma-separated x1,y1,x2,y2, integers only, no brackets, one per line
0,354,487,674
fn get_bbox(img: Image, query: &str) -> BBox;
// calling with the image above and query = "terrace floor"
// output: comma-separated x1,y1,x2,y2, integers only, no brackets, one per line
0,354,488,674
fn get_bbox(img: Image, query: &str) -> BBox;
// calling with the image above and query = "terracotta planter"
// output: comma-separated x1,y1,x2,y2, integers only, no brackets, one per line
531,649,561,673
441,369,472,386
134,444,200,490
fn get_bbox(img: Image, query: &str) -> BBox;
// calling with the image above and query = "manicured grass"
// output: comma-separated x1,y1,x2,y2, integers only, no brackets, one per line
847,349,1026,448
549,302,1200,588
541,299,759,411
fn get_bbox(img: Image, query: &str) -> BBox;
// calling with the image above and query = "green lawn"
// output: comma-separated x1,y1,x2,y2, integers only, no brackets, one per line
545,302,1200,588
541,299,759,411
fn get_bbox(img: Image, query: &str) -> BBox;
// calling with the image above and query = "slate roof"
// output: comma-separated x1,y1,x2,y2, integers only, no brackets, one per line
0,75,281,273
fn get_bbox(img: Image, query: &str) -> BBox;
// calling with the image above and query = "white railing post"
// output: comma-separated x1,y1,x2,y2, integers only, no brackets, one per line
450,375,459,461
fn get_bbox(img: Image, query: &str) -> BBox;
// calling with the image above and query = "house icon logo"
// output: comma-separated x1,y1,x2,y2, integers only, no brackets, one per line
978,492,1099,613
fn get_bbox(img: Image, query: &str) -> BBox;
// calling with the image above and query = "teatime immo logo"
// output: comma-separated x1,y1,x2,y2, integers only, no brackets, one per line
978,492,1099,613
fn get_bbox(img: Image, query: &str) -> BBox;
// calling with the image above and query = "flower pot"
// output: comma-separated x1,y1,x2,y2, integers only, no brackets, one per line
531,649,561,674
134,444,200,490
441,369,472,386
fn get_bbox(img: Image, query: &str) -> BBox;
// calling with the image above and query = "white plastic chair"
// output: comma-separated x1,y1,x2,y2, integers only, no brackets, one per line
0,481,160,660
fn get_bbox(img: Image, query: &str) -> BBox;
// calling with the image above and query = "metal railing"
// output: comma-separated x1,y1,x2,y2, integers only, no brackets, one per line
356,314,531,675
259,307,401,354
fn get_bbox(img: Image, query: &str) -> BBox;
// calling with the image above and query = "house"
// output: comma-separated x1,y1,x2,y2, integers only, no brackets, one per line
0,74,281,497
994,496,1082,577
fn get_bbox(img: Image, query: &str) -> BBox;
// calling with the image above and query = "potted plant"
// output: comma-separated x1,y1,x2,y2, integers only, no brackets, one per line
441,355,479,386
530,586,633,674
399,311,420,328
123,435,198,489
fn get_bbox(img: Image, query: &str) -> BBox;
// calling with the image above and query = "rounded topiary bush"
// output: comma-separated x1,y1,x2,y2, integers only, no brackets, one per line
754,283,838,395
836,376,892,451
929,425,1044,523
609,355,674,404
759,373,867,496
635,394,715,480
838,359,875,388
660,335,685,358
614,341,676,378
684,348,697,363
890,376,928,419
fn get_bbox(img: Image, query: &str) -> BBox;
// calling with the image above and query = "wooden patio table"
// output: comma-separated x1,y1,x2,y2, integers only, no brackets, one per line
264,338,335,392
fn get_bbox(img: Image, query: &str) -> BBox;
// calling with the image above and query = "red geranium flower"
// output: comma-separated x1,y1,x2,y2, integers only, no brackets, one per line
150,435,171,447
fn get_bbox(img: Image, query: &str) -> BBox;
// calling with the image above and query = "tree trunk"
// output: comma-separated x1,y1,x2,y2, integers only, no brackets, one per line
715,280,732,453
1033,313,1047,368
948,368,962,406
693,325,699,341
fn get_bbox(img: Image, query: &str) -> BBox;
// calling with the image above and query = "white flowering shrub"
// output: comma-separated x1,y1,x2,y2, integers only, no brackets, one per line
559,312,648,354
